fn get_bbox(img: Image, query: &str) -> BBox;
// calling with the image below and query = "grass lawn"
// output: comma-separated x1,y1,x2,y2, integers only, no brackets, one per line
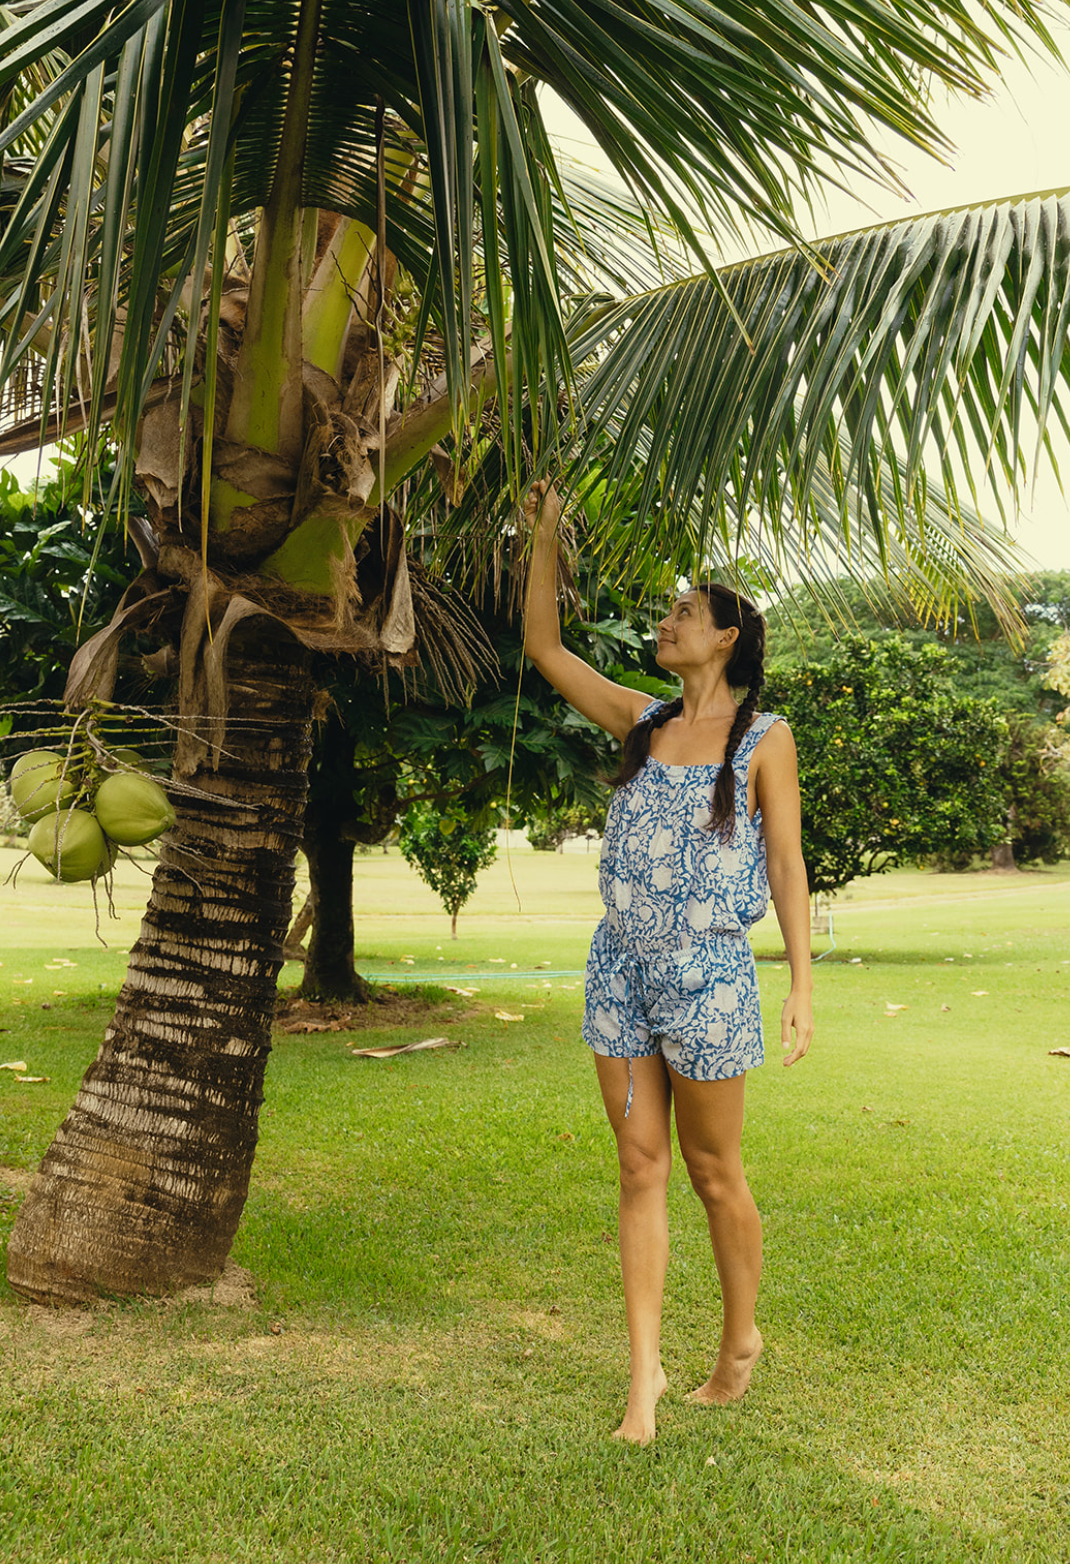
1,843,1069,1563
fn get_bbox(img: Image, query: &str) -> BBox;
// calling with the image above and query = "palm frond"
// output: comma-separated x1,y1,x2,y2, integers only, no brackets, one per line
565,191,1070,585
495,0,1070,256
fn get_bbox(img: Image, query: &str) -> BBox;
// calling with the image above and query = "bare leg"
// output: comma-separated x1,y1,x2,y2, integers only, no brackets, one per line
594,1053,673,1444
671,1070,763,1404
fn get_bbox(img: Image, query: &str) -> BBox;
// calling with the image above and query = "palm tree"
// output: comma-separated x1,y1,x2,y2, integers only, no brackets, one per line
2,0,1069,1303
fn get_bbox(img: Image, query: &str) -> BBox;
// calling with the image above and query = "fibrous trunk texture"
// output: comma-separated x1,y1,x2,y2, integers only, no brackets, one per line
6,630,314,1304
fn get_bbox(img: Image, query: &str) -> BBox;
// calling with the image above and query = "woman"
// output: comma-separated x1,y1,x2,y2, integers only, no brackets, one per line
522,481,814,1446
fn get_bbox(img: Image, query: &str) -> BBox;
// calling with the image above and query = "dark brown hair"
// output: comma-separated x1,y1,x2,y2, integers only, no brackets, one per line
608,584,766,837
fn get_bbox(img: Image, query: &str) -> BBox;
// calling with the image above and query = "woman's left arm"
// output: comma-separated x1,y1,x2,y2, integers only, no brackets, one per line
753,722,814,1067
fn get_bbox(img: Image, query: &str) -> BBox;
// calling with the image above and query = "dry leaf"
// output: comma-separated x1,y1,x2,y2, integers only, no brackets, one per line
494,1010,524,1022
0,1062,28,1073
15,1076,49,1084
970,990,989,997
446,985,478,996
349,1036,459,1059
1048,1047,1070,1058
885,1004,908,1012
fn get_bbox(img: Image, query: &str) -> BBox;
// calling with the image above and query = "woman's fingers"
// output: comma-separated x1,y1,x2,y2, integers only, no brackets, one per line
781,998,814,1067
523,479,559,526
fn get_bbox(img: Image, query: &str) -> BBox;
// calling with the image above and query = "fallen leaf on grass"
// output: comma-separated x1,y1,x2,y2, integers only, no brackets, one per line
970,990,989,997
349,1036,461,1059
495,1010,524,1022
534,962,551,969
279,1019,340,1034
15,1076,49,1084
0,1062,28,1073
1049,1047,1070,1058
884,1003,908,1012
446,985,479,997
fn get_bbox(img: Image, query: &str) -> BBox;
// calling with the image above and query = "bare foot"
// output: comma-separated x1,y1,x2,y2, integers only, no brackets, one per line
686,1330,763,1406
611,1364,669,1446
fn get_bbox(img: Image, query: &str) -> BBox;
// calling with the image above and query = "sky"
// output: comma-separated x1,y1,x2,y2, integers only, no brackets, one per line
540,21,1070,571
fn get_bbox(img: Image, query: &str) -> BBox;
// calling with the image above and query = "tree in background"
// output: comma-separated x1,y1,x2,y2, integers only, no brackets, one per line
767,572,1070,719
763,638,1008,895
768,574,1070,870
994,712,1070,868
525,800,604,853
398,801,497,940
0,452,138,708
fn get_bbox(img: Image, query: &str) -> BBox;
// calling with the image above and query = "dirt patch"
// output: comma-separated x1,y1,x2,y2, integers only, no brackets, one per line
0,1165,31,1194
169,1259,260,1310
274,988,471,1034
0,1260,260,1345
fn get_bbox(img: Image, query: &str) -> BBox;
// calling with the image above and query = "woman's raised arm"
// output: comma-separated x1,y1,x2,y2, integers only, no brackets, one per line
522,481,651,742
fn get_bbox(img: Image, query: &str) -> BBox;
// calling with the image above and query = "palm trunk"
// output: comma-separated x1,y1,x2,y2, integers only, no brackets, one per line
6,629,314,1304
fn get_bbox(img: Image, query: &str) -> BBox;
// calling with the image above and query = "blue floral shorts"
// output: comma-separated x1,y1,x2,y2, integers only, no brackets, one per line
582,919,764,1082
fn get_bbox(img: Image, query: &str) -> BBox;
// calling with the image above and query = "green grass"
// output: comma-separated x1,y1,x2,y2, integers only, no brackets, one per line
1,845,1070,1563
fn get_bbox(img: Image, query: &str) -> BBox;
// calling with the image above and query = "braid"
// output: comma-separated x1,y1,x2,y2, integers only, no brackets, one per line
606,697,682,788
708,675,763,838
705,583,767,837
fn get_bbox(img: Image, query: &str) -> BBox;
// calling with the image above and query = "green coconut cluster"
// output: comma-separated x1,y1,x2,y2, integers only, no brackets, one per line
9,749,175,883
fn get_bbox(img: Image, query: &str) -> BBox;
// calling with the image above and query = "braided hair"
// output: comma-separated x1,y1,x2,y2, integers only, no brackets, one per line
608,584,766,839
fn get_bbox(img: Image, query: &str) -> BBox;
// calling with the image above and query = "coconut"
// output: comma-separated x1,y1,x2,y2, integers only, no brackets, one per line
107,747,144,771
28,809,112,882
92,771,175,846
9,750,79,823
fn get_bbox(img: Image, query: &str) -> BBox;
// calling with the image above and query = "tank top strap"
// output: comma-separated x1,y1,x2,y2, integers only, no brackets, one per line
732,711,784,775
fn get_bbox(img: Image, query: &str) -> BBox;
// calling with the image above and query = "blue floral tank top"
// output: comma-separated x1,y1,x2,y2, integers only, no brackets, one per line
598,706,784,957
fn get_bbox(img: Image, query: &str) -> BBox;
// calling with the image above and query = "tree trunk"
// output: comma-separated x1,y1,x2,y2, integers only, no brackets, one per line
297,705,399,1001
990,841,1018,872
283,893,314,959
297,708,370,1001
6,630,314,1304
300,832,371,1000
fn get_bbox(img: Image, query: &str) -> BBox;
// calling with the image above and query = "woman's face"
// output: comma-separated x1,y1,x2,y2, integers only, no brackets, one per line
655,591,736,669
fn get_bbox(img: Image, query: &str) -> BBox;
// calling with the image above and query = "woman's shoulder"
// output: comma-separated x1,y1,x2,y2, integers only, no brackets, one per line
735,711,790,764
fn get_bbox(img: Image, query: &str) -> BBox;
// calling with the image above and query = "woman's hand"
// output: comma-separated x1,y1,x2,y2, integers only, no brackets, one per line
522,478,560,533
781,988,814,1067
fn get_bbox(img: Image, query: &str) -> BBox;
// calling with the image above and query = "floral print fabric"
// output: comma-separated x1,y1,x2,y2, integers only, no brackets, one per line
582,708,784,1082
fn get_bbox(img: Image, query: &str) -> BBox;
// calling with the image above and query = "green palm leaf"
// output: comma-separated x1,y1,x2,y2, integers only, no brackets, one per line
566,192,1070,582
